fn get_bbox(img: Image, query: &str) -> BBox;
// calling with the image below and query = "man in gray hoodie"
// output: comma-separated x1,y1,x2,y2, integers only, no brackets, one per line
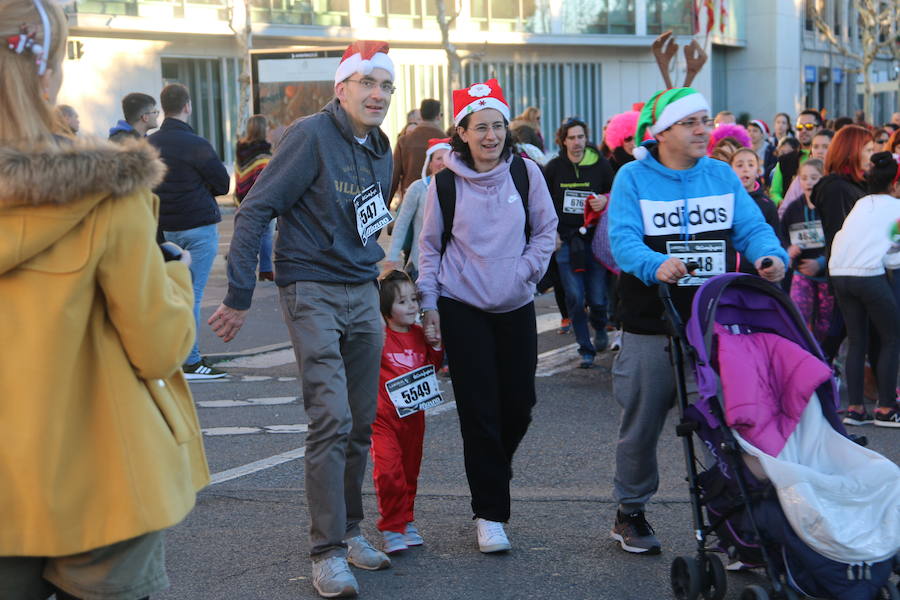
209,40,397,599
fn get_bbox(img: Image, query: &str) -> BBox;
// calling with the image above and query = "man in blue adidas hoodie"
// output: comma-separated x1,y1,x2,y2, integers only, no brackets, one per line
607,88,788,555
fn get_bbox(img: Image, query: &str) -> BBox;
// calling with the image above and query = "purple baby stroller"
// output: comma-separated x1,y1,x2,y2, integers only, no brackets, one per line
660,272,900,600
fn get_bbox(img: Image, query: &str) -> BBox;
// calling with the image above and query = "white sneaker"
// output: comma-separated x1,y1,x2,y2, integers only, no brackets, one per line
311,556,358,598
476,518,511,553
404,522,424,546
345,535,391,570
609,329,622,351
382,531,407,554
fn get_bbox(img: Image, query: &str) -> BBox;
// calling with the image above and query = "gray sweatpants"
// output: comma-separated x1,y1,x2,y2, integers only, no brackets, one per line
279,281,383,559
612,332,694,514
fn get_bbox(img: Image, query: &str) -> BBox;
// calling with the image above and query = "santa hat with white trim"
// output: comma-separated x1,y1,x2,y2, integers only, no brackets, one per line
452,79,510,126
633,87,711,160
422,138,451,180
334,40,394,86
749,119,770,136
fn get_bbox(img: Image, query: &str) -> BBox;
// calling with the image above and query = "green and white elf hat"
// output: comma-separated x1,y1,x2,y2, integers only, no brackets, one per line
633,87,711,160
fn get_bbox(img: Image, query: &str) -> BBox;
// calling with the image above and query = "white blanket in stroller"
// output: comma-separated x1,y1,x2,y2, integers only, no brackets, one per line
734,393,900,564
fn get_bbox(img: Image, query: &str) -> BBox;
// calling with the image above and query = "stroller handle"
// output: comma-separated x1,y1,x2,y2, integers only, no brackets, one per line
658,261,699,338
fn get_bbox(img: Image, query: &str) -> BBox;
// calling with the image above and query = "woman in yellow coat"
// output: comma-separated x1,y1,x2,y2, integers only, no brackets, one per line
0,1,209,598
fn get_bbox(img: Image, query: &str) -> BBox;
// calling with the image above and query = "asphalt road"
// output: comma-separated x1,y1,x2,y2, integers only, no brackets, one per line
157,208,900,600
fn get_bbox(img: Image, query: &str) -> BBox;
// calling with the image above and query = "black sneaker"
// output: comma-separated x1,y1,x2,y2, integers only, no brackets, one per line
611,510,661,555
842,408,874,426
183,360,227,381
874,407,900,428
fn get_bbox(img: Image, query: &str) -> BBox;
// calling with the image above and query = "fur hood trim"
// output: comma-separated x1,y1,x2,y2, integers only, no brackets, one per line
0,138,165,208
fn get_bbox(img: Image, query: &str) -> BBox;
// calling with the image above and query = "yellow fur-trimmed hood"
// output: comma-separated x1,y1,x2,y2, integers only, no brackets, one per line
0,137,165,274
0,137,165,208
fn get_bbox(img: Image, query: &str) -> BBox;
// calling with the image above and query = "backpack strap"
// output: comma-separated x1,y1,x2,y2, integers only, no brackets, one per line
435,168,457,257
510,154,531,243
437,155,531,256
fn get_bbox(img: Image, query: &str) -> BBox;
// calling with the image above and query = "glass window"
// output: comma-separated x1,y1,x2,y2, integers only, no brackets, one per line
250,0,348,25
561,0,634,34
470,0,537,32
646,0,692,35
161,57,226,160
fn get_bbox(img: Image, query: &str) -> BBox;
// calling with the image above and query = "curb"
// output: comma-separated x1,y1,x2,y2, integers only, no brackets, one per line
205,341,293,363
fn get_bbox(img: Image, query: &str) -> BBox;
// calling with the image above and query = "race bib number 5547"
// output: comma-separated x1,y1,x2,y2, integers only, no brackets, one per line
354,183,393,245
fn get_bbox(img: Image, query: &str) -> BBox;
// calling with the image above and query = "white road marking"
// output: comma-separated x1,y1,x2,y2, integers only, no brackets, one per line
219,348,296,369
209,402,458,485
278,377,297,382
240,375,273,382
210,447,307,485
203,426,260,436
202,424,308,436
535,343,580,377
535,311,563,335
198,396,297,408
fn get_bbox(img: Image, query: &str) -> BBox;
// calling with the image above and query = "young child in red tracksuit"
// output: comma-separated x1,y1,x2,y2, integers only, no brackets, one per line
372,270,444,554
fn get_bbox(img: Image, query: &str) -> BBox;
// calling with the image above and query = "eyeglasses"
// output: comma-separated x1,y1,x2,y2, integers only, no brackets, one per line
469,123,507,135
143,109,159,116
623,136,634,143
672,117,714,130
346,78,396,95
796,123,818,130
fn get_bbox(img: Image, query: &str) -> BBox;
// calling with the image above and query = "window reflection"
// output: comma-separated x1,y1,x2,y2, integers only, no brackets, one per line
646,0,692,35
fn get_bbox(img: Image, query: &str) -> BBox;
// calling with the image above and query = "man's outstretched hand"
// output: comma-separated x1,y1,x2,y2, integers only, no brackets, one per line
208,303,249,343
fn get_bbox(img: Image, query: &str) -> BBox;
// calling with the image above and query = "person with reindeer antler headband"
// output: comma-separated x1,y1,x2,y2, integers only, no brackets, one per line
0,0,210,599
605,33,789,557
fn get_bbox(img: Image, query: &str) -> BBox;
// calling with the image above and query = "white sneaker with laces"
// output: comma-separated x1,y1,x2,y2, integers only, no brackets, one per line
311,556,358,598
476,518,511,553
345,535,391,570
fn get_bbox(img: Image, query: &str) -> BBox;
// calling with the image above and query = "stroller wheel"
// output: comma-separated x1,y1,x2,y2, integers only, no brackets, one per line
700,553,727,600
740,585,770,600
671,555,703,600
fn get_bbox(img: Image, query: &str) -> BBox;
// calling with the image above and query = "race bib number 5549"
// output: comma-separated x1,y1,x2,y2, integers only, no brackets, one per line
385,365,444,418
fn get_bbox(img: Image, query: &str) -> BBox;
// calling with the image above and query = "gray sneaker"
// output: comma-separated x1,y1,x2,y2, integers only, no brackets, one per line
345,535,391,571
611,510,661,555
311,556,358,598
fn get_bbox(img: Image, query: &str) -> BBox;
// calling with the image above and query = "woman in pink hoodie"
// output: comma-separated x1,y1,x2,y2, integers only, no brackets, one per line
417,79,558,554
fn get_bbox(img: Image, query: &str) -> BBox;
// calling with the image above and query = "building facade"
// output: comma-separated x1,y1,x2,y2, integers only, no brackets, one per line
60,0,897,165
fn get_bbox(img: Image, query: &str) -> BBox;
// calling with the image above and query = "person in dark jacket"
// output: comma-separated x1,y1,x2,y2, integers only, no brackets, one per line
543,118,615,367
108,92,159,143
730,148,783,276
148,83,230,380
811,124,875,365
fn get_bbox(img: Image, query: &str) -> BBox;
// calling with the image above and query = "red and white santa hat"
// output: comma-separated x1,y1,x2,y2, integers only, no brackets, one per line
334,40,394,86
452,79,510,126
749,119,770,135
422,137,451,180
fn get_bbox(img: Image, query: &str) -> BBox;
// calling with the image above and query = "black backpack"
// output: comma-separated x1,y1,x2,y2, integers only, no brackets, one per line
435,154,531,256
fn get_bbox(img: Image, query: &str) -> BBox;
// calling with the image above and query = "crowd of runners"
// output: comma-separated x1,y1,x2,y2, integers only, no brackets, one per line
3,1,900,595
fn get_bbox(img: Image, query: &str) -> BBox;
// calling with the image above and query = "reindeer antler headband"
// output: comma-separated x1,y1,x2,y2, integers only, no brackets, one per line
5,0,52,75
650,30,707,89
